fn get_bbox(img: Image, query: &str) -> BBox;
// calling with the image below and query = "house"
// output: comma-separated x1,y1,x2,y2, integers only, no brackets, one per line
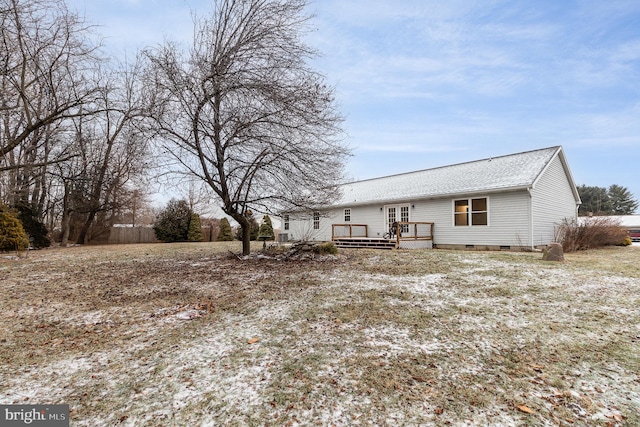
282,146,581,250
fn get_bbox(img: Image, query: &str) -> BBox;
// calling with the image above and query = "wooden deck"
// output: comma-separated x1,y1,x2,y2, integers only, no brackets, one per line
332,222,434,250
332,237,397,250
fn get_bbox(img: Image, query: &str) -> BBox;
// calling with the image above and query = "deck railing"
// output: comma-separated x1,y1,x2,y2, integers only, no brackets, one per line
395,221,434,248
332,223,368,240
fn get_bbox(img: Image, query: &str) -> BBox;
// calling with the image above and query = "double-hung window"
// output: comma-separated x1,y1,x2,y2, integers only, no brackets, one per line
313,211,320,230
454,197,488,226
344,209,351,222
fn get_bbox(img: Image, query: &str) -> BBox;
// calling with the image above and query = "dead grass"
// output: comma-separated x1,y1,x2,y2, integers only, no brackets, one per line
1,242,639,426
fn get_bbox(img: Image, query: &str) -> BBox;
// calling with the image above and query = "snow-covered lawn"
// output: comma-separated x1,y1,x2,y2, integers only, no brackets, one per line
1,243,638,426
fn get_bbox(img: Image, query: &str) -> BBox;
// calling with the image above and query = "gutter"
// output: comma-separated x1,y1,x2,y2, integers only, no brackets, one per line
527,187,535,250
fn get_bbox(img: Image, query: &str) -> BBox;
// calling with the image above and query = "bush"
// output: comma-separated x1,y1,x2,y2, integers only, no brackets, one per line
555,217,629,252
258,215,275,240
153,199,192,242
312,242,338,255
0,205,30,251
15,203,50,248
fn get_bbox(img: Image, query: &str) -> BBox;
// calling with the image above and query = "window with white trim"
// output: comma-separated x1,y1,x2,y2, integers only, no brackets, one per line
454,197,488,226
344,209,351,222
313,211,320,230
283,214,289,231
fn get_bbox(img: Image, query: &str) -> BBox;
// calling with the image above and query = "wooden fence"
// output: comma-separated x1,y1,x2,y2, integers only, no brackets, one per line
106,226,218,244
108,227,159,244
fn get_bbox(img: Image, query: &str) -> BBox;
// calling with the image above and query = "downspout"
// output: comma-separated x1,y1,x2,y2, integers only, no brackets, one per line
527,188,535,250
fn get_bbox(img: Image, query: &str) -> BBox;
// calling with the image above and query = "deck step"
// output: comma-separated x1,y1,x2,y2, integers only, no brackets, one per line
333,238,396,250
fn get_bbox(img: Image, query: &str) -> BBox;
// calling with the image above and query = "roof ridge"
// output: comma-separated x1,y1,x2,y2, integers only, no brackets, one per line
341,146,561,186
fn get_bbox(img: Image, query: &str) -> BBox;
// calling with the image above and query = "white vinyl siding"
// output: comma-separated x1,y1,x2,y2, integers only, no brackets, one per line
530,155,578,246
286,211,336,241
283,150,578,247
412,193,529,246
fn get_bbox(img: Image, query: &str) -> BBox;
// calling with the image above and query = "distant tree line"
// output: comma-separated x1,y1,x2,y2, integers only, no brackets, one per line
577,184,638,216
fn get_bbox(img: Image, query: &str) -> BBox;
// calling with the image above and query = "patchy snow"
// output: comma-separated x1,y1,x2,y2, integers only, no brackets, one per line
2,246,639,426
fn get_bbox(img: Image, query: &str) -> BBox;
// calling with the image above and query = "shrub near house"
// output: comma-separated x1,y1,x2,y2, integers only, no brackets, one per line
556,217,630,252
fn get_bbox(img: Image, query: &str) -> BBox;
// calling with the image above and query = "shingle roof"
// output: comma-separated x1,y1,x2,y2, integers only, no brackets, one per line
336,146,564,207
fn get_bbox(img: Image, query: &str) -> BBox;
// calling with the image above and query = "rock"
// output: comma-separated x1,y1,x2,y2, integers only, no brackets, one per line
542,242,564,261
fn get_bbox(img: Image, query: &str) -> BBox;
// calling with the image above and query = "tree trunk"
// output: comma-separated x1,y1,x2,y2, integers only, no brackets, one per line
76,210,96,245
230,213,251,256
60,182,71,246
242,223,252,256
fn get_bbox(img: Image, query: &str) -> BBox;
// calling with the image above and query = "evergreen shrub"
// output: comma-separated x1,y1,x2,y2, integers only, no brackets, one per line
153,199,192,242
0,205,30,251
217,218,234,241
187,213,203,242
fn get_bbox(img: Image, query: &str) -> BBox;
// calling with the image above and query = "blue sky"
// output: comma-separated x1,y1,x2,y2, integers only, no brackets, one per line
69,0,640,211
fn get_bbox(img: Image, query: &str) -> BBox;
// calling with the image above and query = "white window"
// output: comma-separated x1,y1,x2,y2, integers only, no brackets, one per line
283,214,289,231
313,211,320,230
454,198,488,226
344,209,351,222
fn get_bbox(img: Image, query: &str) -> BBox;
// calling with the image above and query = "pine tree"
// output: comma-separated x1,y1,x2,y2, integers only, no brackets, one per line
578,185,611,215
187,213,203,242
578,184,638,215
608,185,638,215
218,218,234,241
258,215,275,240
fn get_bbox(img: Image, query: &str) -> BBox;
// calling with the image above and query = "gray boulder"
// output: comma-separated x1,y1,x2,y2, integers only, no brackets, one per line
543,242,564,261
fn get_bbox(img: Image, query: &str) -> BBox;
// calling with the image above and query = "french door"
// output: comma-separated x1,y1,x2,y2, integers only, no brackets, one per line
385,204,410,235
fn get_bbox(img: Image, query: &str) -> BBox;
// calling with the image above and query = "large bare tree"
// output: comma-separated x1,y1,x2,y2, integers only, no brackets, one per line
0,0,100,161
0,0,102,236
145,0,349,255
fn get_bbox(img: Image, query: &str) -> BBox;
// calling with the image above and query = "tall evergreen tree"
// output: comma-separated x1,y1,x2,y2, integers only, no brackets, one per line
187,213,203,242
217,218,234,241
578,185,611,215
608,185,638,215
578,184,638,215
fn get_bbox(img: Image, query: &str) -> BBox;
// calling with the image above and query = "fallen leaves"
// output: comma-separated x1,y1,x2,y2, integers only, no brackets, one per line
247,337,259,344
515,404,535,414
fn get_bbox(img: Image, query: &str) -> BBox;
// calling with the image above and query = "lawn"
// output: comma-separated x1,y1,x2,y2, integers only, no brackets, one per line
1,243,639,426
